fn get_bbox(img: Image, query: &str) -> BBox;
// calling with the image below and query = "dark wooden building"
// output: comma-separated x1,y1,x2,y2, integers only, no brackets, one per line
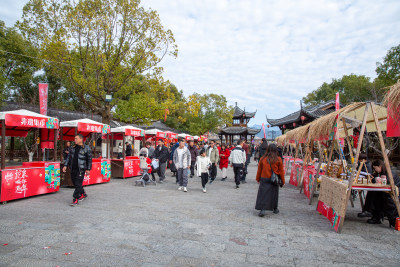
218,103,260,144
267,100,338,134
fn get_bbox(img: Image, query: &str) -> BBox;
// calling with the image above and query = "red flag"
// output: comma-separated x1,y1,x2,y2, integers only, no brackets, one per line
335,92,340,111
262,123,266,139
39,83,48,115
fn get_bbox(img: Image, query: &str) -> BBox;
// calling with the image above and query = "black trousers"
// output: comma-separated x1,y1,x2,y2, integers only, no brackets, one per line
233,166,243,186
71,169,85,200
370,191,399,220
210,163,217,181
201,173,209,188
242,157,250,181
190,161,196,176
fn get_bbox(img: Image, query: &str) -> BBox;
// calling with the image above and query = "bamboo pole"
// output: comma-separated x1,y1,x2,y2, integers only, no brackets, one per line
338,103,369,233
370,102,400,217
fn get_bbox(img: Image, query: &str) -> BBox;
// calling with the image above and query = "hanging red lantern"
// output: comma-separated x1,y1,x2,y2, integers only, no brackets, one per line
301,116,305,122
283,125,286,129
267,125,270,128
293,122,296,127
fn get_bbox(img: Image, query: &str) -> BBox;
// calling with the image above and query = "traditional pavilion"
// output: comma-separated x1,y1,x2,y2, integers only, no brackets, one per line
267,100,338,134
218,103,260,144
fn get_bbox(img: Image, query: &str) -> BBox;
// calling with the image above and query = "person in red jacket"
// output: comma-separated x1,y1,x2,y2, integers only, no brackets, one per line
219,144,230,181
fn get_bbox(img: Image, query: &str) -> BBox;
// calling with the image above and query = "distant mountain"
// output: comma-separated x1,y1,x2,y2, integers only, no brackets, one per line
250,124,281,139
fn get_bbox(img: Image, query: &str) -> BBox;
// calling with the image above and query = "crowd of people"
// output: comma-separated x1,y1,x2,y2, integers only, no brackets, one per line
62,134,400,230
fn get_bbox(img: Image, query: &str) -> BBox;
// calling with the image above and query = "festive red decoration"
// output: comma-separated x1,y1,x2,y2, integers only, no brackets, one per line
293,122,296,127
283,125,286,129
301,116,305,121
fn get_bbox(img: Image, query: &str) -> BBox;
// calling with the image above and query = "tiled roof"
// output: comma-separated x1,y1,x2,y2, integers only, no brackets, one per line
267,100,337,127
233,106,256,118
219,126,261,135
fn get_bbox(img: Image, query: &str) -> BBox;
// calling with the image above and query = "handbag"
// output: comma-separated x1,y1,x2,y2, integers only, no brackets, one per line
267,158,282,186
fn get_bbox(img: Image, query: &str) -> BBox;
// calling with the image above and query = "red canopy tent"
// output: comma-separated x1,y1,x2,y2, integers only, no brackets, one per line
145,129,166,144
0,109,60,203
110,126,145,178
59,119,111,186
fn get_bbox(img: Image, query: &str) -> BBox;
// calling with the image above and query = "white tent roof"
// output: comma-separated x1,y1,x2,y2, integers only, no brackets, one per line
60,118,107,128
178,133,190,137
111,125,143,133
0,109,56,120
193,135,199,140
145,128,164,135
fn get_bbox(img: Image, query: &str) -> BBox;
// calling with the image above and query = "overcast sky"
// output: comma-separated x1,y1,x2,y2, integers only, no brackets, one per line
2,0,400,127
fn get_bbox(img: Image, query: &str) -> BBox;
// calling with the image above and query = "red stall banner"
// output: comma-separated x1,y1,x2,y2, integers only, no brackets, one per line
123,160,141,178
5,114,59,129
156,132,166,139
387,101,400,137
126,128,144,137
1,163,60,202
39,83,49,115
317,200,342,232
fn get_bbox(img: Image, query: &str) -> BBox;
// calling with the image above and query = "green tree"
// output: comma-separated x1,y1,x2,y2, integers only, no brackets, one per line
0,20,41,106
166,93,234,135
302,74,376,106
18,0,177,124
376,44,400,86
114,75,179,124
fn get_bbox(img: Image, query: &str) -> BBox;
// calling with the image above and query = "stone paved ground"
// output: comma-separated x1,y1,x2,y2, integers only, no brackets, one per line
1,161,400,267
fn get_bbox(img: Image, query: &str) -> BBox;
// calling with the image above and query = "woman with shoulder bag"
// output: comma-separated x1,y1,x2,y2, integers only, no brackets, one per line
255,144,285,217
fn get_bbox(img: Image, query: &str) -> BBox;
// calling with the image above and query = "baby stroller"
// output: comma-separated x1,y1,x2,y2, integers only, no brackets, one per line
135,153,156,187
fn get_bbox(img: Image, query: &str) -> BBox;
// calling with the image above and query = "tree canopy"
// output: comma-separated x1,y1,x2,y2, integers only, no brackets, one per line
18,0,178,124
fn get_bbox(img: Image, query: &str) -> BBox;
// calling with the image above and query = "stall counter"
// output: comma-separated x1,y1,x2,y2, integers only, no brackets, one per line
111,157,141,178
1,161,60,202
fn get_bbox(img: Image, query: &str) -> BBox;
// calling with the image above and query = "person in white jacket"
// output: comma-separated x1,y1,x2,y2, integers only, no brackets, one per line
229,140,247,189
196,149,211,193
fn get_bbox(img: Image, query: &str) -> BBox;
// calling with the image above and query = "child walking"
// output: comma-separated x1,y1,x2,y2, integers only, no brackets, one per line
196,149,211,193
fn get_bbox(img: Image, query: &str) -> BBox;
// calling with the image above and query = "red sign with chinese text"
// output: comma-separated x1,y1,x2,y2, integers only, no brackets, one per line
5,114,59,129
1,163,60,202
125,129,143,137
123,159,141,178
39,83,48,115
156,132,166,138
77,122,103,133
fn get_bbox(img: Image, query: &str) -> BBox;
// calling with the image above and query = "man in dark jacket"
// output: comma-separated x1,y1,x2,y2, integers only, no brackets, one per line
188,141,198,178
154,139,169,183
63,134,92,206
125,142,132,156
170,140,181,183
241,139,250,183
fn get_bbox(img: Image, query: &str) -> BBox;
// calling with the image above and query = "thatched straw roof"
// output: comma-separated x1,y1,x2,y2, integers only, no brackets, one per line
275,134,286,145
308,102,365,141
285,124,310,143
384,79,400,123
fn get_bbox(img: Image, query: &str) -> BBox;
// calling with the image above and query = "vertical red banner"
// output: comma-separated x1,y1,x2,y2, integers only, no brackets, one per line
262,123,266,139
387,101,400,137
39,83,49,115
335,92,340,111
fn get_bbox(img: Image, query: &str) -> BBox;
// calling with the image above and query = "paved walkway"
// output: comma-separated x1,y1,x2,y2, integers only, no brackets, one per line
1,161,400,267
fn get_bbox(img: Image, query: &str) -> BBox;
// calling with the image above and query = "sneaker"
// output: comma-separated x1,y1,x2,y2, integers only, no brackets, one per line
357,211,372,218
183,187,188,192
236,185,240,189
190,175,193,178
241,180,247,184
70,199,79,207
367,218,382,224
178,186,183,191
78,195,86,201
159,180,163,184
273,208,280,214
203,187,207,193
209,180,214,184
259,210,266,217
221,178,226,181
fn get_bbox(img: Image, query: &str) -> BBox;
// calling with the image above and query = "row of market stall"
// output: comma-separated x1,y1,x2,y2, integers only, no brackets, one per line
0,110,208,203
276,94,400,232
